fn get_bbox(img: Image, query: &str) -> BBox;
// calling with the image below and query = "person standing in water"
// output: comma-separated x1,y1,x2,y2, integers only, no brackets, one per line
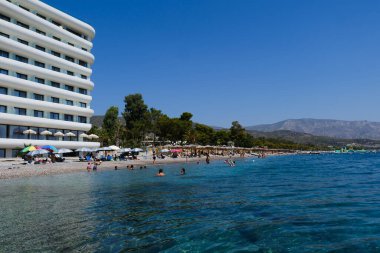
153,151,156,164
180,168,186,175
86,162,92,172
206,154,210,164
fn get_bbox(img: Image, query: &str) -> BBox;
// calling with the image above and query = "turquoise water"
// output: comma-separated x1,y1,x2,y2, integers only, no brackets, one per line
1,154,380,252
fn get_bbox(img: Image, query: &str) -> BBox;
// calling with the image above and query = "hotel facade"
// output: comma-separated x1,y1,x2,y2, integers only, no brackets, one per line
0,0,99,158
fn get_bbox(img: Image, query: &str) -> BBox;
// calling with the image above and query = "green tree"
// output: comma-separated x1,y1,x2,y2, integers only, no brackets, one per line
123,94,148,146
194,124,215,145
214,129,231,146
102,106,120,146
146,108,164,145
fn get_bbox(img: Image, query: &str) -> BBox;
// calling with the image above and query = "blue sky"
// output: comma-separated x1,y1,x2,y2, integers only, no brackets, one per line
44,0,380,127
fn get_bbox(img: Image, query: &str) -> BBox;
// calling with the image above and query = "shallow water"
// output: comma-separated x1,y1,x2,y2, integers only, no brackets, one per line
1,153,380,252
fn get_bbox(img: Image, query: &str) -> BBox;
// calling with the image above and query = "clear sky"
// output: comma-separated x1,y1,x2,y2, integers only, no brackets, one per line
44,0,380,127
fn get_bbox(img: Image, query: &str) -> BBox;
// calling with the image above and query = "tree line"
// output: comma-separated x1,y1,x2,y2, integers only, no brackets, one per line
89,93,321,150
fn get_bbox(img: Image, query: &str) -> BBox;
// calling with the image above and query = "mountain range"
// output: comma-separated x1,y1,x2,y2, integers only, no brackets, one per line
247,119,380,140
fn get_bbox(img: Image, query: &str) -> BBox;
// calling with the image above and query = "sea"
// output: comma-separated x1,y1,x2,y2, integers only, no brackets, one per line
1,153,380,252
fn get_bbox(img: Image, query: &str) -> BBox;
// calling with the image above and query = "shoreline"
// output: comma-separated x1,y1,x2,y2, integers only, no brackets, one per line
0,155,253,180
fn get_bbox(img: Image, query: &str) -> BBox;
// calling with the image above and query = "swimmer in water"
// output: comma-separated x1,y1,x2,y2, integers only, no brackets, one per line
156,168,165,177
180,168,186,175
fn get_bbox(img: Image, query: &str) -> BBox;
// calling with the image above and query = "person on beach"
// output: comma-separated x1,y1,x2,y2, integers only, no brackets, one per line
153,151,156,164
93,163,97,171
156,169,165,177
86,162,92,172
114,166,118,170
180,168,186,175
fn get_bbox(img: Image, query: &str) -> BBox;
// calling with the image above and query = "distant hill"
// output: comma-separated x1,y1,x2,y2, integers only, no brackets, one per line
247,119,380,140
247,129,380,148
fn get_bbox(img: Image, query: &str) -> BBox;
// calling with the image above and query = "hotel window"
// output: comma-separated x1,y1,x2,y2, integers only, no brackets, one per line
0,87,7,94
51,51,61,57
64,114,74,121
0,105,6,113
80,75,87,80
51,97,59,103
0,124,6,138
34,61,45,68
35,45,45,52
33,93,44,101
78,116,87,123
0,69,9,75
17,38,28,45
15,55,28,63
66,100,74,106
13,90,27,98
19,5,30,12
50,112,59,120
78,88,87,95
16,21,29,29
52,66,60,72
35,77,45,84
16,73,27,80
65,85,74,92
51,81,60,88
52,20,61,26
68,42,74,47
79,102,87,108
15,107,27,115
12,149,21,157
0,13,10,22
67,71,74,76
53,36,61,42
0,50,9,58
35,29,46,35
0,149,5,158
81,47,87,52
65,56,75,62
36,13,46,20
34,110,44,118
0,32,10,38
79,60,88,67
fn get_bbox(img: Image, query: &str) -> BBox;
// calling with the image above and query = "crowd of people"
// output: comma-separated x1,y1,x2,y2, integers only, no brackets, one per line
84,153,238,177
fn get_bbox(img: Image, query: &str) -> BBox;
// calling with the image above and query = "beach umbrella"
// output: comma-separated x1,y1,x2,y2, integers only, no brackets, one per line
108,145,120,151
170,149,182,153
41,145,58,153
88,134,99,139
40,130,52,136
118,148,132,153
96,147,114,151
23,129,36,139
65,132,76,141
132,148,143,152
54,131,65,137
119,148,131,153
161,149,170,153
23,129,37,135
79,133,89,139
75,147,93,152
27,149,49,156
21,146,36,153
55,148,73,154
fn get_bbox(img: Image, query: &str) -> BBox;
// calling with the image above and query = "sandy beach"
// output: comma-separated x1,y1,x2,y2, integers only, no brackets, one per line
0,155,249,180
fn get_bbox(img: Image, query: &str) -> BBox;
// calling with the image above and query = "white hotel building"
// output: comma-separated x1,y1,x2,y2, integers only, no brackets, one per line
0,0,99,158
